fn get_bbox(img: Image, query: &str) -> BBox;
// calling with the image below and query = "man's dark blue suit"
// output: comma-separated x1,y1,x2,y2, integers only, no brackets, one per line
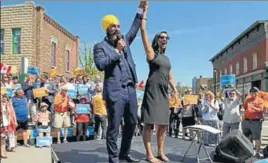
93,12,142,163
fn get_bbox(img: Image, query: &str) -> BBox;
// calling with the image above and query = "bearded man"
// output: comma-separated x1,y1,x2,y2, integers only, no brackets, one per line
93,2,147,163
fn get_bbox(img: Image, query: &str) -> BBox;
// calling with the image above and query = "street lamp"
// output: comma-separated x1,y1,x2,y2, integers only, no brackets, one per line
213,68,217,95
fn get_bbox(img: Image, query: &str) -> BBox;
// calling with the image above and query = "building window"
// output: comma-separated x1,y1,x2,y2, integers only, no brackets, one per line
224,68,227,75
12,28,21,54
243,57,247,73
51,42,56,67
236,62,240,75
0,29,4,55
65,49,70,71
229,64,233,74
252,53,257,70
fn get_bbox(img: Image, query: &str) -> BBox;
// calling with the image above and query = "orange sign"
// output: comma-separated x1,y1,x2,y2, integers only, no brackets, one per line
183,95,198,105
33,87,48,98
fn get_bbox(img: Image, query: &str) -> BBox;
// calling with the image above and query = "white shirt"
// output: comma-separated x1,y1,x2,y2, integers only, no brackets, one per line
222,98,240,123
202,100,219,121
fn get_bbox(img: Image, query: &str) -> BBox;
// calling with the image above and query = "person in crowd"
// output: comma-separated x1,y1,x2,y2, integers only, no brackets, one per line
243,87,264,158
1,94,17,158
2,94,17,152
221,87,241,138
34,103,51,141
79,76,94,102
59,76,69,90
53,85,72,144
12,88,30,147
1,74,12,88
169,91,181,138
140,3,178,162
75,97,90,141
21,75,37,122
181,89,199,140
12,76,19,86
201,91,220,146
40,74,57,113
91,85,107,140
93,1,147,163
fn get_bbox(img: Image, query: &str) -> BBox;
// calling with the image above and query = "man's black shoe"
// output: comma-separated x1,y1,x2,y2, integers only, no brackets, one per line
119,155,140,163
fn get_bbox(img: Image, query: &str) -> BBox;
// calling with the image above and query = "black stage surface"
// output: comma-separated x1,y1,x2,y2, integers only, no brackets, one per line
51,136,222,163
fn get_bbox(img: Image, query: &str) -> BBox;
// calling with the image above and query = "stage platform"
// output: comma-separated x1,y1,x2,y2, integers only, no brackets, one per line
51,136,220,163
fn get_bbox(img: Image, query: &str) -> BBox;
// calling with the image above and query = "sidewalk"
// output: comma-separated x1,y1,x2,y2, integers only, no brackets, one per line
2,146,51,163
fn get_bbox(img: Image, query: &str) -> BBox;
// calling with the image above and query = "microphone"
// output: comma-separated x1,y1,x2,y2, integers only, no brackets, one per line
117,34,127,54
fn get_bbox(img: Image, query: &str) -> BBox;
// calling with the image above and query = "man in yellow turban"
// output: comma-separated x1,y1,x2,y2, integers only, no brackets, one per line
93,1,147,163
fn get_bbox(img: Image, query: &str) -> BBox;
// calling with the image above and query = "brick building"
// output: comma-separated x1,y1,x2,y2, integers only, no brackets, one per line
0,2,79,76
209,20,268,98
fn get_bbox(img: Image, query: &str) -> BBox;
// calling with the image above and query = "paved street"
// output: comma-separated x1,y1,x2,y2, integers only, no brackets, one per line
1,120,268,163
1,146,51,163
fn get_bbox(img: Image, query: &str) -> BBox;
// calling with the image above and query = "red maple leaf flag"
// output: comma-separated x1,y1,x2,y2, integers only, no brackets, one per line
136,80,144,88
0,63,11,75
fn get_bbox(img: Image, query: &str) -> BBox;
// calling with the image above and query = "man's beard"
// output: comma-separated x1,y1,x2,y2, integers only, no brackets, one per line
107,30,121,47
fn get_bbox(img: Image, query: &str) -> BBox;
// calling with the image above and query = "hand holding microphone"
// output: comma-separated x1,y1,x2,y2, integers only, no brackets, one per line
116,35,126,53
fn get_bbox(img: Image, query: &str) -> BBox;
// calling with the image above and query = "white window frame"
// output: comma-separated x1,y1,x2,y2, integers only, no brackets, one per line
252,52,257,70
243,57,247,73
50,36,57,68
229,64,233,74
65,48,70,72
236,62,240,75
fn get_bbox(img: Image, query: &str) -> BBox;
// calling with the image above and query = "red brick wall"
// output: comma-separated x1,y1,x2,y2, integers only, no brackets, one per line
216,39,267,81
37,10,79,76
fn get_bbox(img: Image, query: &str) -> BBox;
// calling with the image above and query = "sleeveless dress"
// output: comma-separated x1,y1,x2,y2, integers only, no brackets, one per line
141,52,171,125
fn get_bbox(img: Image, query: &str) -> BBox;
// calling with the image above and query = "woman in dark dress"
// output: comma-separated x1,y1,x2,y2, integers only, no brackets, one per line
140,3,178,163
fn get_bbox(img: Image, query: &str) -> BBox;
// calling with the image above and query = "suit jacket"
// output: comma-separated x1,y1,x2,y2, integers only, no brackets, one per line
94,13,142,102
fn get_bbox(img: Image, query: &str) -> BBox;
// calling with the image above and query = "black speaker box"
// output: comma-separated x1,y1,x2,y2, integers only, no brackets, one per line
214,129,254,163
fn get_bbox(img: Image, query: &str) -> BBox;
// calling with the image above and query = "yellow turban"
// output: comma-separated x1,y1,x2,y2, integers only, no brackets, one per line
101,15,119,31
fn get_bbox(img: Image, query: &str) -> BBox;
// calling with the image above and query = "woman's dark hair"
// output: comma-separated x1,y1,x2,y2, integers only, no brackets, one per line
151,31,168,53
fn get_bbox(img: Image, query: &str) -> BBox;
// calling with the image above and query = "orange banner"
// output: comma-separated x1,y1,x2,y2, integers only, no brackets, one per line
33,88,48,98
183,95,198,105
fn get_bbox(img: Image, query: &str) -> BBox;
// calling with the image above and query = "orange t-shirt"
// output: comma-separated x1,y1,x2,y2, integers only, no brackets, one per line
243,96,264,120
75,114,90,123
91,94,107,116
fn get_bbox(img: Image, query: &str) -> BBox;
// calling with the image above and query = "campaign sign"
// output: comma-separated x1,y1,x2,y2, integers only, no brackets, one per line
67,90,77,99
6,88,13,98
36,136,52,147
220,75,236,87
27,66,39,75
78,85,89,95
76,104,90,114
254,159,268,163
14,84,21,90
136,90,144,99
34,82,41,88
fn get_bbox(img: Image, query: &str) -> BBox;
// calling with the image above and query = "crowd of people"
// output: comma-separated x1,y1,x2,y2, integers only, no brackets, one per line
168,86,268,159
0,73,108,159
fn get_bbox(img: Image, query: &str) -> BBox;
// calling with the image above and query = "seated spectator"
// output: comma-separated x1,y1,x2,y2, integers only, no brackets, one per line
34,103,51,139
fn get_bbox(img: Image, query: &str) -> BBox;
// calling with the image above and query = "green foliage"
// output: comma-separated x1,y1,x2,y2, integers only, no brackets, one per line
176,81,190,96
79,42,103,79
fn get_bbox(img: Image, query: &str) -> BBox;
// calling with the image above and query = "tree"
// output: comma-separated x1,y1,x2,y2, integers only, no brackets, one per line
79,42,103,79
176,81,189,97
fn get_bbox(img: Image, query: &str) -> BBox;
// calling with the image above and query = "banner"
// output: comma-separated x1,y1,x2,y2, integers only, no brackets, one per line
220,75,236,87
78,84,89,96
36,136,52,147
33,88,48,98
14,83,21,90
67,84,77,99
27,66,39,75
6,88,13,98
76,104,90,114
183,95,198,105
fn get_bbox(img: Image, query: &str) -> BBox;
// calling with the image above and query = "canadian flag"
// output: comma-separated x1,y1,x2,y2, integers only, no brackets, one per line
0,63,11,75
136,80,144,88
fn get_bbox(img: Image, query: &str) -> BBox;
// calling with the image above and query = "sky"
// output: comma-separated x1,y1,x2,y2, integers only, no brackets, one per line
2,1,268,86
